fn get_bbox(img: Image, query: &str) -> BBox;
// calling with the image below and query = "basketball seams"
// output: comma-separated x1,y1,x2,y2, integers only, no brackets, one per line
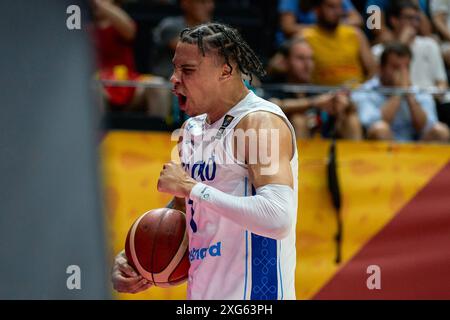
153,227,189,284
168,250,190,283
149,209,166,285
153,210,185,272
129,212,154,281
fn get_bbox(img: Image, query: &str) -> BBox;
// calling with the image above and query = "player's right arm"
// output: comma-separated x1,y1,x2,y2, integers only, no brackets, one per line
111,121,188,294
111,250,153,294
111,196,186,294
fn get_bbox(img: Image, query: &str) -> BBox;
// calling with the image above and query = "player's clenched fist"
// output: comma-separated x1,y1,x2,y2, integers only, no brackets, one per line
111,250,153,294
157,161,197,198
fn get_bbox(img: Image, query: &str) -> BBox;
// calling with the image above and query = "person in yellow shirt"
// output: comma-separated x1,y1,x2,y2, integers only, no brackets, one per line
299,0,376,86
265,38,362,140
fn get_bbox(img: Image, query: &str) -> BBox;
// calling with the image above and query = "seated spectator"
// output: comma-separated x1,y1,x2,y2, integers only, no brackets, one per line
430,0,450,66
267,38,362,140
298,0,376,86
372,0,448,92
430,0,450,128
92,0,141,108
365,0,432,44
352,42,450,142
278,0,363,44
150,0,215,79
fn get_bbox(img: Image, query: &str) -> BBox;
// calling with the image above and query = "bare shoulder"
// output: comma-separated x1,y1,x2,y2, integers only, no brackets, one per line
235,110,294,159
236,110,292,133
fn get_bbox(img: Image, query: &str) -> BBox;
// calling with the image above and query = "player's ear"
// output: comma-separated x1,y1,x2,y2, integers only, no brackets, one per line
219,63,233,81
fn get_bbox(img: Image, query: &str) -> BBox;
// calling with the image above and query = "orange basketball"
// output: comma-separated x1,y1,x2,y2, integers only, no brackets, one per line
124,208,190,287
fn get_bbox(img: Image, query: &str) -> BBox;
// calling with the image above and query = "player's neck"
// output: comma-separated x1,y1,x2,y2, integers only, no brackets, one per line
206,83,249,125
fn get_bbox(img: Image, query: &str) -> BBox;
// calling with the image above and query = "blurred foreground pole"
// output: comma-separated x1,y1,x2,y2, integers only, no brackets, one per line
0,0,109,299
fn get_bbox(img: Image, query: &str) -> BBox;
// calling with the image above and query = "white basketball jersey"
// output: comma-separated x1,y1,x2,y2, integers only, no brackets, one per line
180,91,298,300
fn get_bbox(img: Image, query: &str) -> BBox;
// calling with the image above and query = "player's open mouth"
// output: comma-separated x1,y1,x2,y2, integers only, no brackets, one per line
177,93,188,110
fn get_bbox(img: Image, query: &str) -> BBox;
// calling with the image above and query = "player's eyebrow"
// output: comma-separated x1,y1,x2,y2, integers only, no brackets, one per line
172,61,198,68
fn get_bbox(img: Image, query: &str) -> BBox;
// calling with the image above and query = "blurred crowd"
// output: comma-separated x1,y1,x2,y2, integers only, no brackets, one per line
92,0,450,143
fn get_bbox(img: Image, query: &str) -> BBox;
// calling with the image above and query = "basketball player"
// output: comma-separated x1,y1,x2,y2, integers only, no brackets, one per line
112,23,298,300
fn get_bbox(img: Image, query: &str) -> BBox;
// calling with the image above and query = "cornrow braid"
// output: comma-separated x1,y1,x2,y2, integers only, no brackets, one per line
179,22,267,83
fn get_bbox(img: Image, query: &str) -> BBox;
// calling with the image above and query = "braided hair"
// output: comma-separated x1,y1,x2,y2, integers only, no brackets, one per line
179,23,266,83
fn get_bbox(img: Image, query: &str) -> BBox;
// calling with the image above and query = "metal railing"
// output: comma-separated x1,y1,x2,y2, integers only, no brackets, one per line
99,79,450,96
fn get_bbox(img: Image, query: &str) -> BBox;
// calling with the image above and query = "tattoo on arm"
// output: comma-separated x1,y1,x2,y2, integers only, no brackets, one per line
166,197,186,212
166,198,175,209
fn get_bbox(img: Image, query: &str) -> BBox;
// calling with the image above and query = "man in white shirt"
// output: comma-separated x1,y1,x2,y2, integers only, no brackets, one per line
372,0,448,91
431,0,450,66
353,42,450,142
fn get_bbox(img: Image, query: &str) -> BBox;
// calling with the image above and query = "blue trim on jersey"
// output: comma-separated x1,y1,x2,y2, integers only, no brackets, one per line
250,234,278,300
278,241,284,300
250,184,278,300
243,177,249,300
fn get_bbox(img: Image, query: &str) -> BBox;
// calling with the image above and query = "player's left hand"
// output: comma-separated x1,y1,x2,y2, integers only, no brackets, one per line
157,161,197,198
